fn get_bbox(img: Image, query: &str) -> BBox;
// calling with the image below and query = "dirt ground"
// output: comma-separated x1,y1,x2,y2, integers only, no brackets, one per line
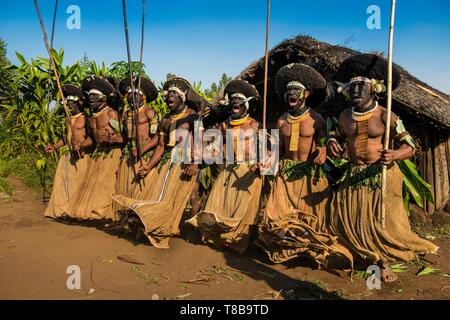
1,177,449,300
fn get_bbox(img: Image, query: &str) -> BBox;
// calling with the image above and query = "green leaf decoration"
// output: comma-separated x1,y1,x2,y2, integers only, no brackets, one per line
109,119,121,134
390,263,409,273
416,266,440,276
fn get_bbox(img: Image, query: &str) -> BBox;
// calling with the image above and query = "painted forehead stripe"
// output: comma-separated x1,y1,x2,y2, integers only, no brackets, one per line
231,93,247,99
88,89,103,95
349,77,373,85
286,81,306,90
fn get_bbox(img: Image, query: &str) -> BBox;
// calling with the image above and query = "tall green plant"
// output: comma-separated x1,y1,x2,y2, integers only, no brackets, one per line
109,61,147,79
0,48,80,157
0,39,14,101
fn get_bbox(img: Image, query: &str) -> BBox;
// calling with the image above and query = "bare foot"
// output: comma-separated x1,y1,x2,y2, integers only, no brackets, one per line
379,262,398,283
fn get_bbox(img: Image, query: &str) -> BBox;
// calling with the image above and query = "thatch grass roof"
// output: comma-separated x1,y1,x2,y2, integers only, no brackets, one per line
234,35,450,131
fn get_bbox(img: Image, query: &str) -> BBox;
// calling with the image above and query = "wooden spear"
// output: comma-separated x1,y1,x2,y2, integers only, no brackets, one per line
33,0,79,156
262,0,271,130
121,0,140,158
259,0,271,184
381,0,397,228
135,0,146,166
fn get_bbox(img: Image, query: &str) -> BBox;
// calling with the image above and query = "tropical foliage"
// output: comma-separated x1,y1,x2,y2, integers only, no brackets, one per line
0,43,224,193
0,39,14,100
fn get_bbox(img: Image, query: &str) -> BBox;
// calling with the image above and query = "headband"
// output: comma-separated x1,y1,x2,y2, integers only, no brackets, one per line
88,89,104,96
349,77,372,85
286,81,306,90
66,95,80,101
165,86,186,102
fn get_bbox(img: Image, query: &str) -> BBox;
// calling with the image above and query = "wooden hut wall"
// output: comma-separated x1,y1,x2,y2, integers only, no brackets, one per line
412,125,450,213
391,102,450,213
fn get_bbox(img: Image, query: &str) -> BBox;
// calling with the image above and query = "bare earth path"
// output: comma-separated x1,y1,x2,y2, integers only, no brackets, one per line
1,177,449,300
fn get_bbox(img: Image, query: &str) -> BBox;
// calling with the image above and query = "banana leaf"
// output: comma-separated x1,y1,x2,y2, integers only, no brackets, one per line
329,157,349,169
322,157,350,185
397,159,434,210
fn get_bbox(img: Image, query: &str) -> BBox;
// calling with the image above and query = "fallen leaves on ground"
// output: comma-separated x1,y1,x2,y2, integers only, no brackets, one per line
206,265,244,283
175,293,191,299
117,255,145,265
184,274,213,284
130,266,165,285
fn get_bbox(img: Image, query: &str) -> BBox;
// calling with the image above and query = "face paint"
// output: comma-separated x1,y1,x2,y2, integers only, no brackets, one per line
229,95,247,118
127,92,144,110
165,90,184,113
285,87,306,110
88,93,106,110
89,93,103,103
349,81,373,111
66,99,80,114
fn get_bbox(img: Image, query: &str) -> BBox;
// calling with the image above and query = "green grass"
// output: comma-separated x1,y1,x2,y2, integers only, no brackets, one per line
0,159,14,195
0,176,13,194
0,153,57,191
0,159,14,177
434,225,450,236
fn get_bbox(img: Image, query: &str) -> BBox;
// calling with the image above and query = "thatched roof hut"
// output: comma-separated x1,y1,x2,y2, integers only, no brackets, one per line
236,35,450,131
234,35,450,213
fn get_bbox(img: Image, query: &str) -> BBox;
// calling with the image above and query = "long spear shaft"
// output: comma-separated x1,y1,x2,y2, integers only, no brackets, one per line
43,0,59,204
50,0,58,52
262,0,271,130
46,0,58,115
259,0,271,190
34,0,77,152
381,0,397,229
135,0,146,166
46,0,58,112
121,0,142,161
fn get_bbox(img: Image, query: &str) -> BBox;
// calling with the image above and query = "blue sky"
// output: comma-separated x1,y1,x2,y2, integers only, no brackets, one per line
1,0,449,94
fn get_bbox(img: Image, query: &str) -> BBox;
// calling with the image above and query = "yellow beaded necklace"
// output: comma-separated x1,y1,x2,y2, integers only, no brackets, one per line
229,115,249,126
287,109,310,152
93,106,109,118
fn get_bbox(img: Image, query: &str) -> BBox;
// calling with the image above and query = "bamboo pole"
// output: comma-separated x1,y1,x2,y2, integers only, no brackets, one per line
381,0,397,228
262,0,271,130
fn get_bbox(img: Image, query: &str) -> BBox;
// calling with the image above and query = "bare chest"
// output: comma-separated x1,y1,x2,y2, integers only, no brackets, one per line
281,122,314,139
344,116,385,139
92,114,115,132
